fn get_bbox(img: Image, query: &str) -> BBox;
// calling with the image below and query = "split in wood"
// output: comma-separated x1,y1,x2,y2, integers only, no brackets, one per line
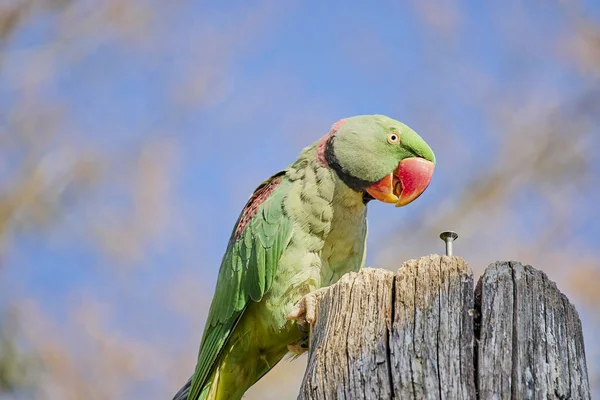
298,255,590,400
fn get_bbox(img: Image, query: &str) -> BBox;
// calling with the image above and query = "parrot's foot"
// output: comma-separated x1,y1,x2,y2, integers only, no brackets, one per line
285,287,329,326
287,337,309,356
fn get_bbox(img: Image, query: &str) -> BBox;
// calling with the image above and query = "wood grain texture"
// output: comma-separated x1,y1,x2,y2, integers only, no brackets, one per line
476,261,591,400
297,257,590,400
298,255,475,400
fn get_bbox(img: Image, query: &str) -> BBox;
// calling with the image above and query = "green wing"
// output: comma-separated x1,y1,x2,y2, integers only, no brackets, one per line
187,171,292,400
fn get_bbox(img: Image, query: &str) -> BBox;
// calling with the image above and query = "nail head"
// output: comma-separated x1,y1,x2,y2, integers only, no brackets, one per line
440,231,458,241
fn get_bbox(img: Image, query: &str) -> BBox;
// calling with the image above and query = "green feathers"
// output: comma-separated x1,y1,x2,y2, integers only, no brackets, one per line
187,172,293,399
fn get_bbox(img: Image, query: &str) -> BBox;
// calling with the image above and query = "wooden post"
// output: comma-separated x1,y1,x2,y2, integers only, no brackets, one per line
298,255,590,400
476,261,591,399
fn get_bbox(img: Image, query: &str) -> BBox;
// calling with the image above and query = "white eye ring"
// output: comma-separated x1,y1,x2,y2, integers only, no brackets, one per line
387,132,400,145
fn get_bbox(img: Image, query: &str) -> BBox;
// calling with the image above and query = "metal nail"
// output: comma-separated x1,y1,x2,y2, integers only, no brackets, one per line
439,231,458,256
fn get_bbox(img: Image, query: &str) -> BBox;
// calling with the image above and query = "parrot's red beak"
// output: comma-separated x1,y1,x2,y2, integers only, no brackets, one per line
365,157,435,207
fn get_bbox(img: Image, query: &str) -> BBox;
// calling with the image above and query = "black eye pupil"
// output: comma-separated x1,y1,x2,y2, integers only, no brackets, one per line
391,135,397,140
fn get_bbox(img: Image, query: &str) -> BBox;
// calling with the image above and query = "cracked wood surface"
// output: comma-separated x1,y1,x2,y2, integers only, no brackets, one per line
298,255,475,400
476,261,591,400
297,256,590,400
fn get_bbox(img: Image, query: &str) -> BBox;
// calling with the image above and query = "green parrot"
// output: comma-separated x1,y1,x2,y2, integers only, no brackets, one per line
173,115,435,400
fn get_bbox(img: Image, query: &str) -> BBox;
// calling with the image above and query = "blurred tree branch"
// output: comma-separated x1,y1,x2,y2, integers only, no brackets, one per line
0,0,165,397
0,309,31,395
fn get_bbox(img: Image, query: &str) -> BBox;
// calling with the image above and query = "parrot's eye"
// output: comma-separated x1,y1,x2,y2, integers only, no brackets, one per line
387,132,400,145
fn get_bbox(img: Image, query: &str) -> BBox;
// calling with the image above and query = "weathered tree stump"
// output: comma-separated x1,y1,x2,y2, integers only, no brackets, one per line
298,255,590,400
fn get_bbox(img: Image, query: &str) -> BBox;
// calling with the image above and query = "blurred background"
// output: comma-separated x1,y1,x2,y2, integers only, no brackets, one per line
0,1,599,399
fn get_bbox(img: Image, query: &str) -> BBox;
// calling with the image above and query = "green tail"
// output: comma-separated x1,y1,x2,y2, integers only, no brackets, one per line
172,377,211,400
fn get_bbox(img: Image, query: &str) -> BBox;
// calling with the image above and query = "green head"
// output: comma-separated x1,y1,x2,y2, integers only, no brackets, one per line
322,115,436,206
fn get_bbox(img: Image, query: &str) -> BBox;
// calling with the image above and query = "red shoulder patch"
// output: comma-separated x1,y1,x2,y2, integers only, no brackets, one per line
233,175,283,240
316,118,347,166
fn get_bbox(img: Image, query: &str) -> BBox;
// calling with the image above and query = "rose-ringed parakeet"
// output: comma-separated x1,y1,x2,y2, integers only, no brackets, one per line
173,115,435,400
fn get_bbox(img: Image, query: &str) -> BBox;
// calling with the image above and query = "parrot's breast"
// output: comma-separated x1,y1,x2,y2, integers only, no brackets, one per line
319,180,367,285
263,161,368,329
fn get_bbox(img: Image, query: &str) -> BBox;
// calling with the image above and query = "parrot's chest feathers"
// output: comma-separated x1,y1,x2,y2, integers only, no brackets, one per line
319,179,367,283
264,158,367,333
283,163,367,288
